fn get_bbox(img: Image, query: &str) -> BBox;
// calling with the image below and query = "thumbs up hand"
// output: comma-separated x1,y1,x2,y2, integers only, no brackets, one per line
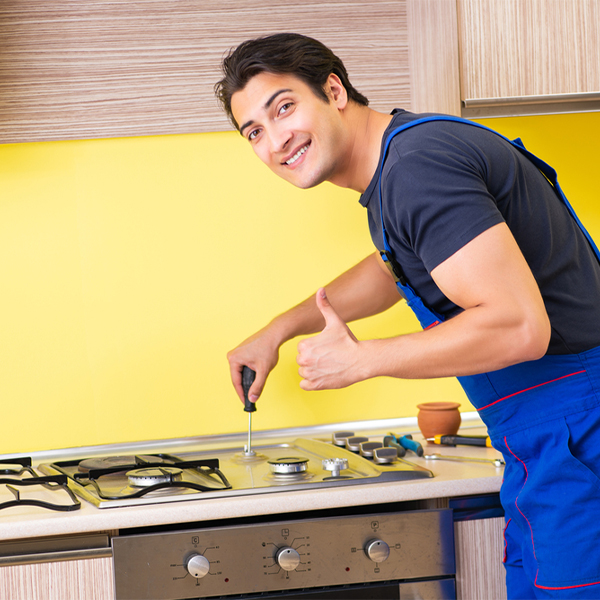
297,288,364,391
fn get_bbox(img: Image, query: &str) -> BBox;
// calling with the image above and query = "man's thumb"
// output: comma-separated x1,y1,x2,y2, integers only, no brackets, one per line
316,288,340,327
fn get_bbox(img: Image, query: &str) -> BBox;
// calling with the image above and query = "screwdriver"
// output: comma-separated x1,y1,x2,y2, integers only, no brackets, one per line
427,434,492,447
242,366,257,456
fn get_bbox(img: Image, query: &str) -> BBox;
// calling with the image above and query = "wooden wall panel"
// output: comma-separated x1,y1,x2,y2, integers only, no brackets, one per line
0,1,410,143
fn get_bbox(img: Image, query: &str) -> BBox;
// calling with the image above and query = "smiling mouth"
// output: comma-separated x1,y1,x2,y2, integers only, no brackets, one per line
284,142,310,166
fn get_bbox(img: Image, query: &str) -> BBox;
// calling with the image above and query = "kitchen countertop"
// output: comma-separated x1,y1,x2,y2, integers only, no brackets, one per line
0,415,503,542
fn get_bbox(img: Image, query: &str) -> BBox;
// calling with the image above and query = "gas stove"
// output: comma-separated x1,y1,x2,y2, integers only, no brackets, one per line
30,433,433,510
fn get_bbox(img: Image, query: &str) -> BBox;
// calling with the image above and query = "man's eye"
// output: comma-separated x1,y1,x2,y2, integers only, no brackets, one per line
248,129,260,141
279,102,293,115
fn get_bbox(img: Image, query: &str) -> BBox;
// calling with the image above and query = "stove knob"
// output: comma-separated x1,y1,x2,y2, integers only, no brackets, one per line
186,553,210,578
276,547,301,571
364,539,390,563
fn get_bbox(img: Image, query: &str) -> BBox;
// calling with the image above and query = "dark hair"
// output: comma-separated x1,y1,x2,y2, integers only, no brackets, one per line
214,33,369,130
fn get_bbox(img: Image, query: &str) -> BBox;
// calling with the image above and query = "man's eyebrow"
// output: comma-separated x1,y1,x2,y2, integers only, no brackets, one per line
239,88,293,136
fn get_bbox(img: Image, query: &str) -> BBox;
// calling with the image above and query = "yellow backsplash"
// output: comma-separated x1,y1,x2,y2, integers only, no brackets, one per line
1,112,598,454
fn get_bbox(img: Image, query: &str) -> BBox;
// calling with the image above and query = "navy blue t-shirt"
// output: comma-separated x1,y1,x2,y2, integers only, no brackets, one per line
359,110,600,354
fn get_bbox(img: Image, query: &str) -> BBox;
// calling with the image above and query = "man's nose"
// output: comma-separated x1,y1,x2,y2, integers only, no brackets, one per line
268,126,291,154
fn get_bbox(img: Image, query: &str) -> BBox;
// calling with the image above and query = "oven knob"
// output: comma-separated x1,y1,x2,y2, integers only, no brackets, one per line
186,553,210,578
364,539,390,563
276,547,301,571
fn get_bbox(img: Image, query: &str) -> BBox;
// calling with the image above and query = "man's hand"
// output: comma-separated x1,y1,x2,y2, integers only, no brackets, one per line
296,288,364,390
227,327,281,405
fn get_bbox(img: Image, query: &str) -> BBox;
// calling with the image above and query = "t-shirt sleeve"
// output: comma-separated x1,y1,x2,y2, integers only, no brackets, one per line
382,146,505,273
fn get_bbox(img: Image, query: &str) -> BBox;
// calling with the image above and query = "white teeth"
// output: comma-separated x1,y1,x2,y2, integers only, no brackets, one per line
285,144,309,165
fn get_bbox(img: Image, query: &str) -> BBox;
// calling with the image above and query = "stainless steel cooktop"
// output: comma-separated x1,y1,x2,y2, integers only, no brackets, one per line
37,436,433,509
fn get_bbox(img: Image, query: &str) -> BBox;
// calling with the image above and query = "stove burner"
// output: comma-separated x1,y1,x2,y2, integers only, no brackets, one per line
268,457,309,475
127,467,183,488
48,454,233,502
78,455,167,473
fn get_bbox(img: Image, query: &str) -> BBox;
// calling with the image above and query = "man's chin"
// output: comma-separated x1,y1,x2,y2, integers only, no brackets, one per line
280,169,327,190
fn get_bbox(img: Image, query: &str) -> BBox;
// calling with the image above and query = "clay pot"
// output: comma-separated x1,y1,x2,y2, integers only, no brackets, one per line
416,402,462,440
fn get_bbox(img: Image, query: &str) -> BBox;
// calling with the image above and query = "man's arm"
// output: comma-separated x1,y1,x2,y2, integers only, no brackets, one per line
297,223,551,389
227,251,400,403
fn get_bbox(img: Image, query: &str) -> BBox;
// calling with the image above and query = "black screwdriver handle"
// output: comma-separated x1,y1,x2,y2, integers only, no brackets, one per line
242,366,257,413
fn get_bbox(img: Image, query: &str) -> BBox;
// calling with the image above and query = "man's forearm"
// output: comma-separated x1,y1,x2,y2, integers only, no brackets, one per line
268,251,400,344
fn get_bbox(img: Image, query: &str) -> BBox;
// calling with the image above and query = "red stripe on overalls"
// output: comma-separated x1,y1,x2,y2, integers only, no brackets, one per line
504,436,600,591
502,518,511,563
478,370,586,411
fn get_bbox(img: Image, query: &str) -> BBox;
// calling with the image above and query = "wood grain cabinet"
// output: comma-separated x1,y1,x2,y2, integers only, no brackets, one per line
0,533,113,600
0,0,460,144
2,1,596,142
455,516,507,600
457,0,600,117
0,557,113,600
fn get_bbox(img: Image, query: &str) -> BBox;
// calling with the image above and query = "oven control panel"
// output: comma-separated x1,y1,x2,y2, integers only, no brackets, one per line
112,509,455,600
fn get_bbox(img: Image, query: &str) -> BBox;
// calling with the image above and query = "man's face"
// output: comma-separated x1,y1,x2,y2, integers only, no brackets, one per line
230,72,349,189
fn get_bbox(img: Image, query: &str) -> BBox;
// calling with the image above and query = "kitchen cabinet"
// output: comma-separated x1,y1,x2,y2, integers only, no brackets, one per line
458,0,600,117
0,557,113,600
0,533,113,600
455,516,507,600
0,0,460,144
2,1,596,143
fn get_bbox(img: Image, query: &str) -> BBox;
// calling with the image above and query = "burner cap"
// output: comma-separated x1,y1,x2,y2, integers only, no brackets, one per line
78,455,167,473
127,467,183,487
268,457,309,475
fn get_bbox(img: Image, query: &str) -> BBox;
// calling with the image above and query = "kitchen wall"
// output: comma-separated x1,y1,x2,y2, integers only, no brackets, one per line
1,111,599,454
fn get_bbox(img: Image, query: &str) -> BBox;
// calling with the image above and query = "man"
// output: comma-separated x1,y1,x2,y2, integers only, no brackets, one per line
215,33,600,598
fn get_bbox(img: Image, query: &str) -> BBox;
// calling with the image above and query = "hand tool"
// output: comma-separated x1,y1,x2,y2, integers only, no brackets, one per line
427,434,492,447
242,366,257,456
383,435,406,457
389,433,424,456
424,453,504,467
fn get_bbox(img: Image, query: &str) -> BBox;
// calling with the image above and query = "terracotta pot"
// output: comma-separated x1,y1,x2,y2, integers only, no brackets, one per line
416,402,461,440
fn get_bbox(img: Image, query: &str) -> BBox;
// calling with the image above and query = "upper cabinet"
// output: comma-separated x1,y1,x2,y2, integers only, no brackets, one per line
458,0,600,117
2,1,597,144
0,0,463,144
0,1,417,144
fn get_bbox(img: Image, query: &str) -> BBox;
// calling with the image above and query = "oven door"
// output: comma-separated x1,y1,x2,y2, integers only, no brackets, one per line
113,509,455,600
240,578,456,599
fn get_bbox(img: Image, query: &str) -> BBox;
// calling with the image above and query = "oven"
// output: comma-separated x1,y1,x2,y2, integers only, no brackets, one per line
2,426,457,599
112,505,456,599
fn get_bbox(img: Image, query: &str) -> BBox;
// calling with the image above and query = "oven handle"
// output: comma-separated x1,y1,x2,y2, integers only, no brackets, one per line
0,546,112,566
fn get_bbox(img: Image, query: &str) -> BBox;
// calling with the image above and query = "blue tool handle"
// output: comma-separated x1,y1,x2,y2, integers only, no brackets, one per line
383,435,406,457
242,366,256,413
398,434,424,457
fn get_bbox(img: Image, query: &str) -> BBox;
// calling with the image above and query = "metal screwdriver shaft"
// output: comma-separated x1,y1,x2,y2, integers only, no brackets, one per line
242,366,257,456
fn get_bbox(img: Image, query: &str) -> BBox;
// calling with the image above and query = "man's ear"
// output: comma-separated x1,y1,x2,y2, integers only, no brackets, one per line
325,73,348,109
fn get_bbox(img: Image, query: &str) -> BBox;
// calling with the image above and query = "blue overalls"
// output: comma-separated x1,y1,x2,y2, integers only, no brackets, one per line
379,116,600,599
